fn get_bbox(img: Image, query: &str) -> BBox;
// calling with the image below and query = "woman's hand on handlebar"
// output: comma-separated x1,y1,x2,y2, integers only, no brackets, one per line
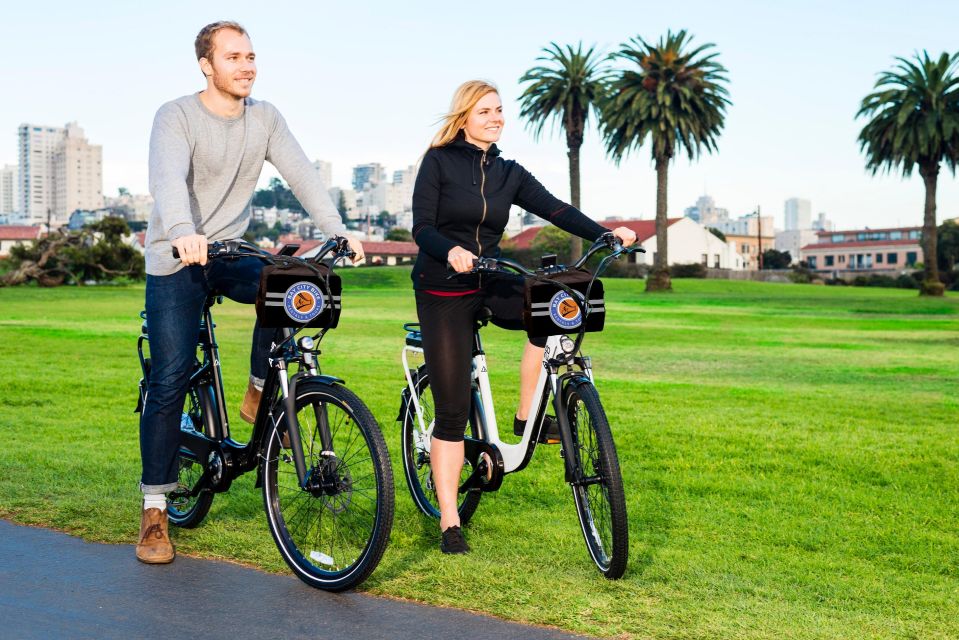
610,227,638,247
447,246,478,273
172,234,209,266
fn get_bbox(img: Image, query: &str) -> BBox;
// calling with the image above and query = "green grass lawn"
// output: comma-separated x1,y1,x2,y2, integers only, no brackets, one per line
1,272,957,639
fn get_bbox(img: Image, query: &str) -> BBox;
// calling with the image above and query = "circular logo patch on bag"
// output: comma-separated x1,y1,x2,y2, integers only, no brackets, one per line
549,291,582,329
284,281,324,323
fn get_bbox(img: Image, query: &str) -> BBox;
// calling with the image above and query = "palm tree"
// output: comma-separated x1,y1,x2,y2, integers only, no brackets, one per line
519,42,609,261
601,30,730,291
857,51,959,297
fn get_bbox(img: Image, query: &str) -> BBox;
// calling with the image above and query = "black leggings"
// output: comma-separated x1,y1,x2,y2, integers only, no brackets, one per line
415,274,546,443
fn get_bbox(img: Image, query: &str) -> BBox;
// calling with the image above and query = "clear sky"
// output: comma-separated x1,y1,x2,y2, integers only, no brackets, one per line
2,0,957,230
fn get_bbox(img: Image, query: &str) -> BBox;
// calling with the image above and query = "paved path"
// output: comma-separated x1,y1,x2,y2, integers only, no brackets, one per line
0,520,590,640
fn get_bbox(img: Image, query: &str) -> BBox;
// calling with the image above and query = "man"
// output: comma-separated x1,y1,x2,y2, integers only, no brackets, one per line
137,20,363,564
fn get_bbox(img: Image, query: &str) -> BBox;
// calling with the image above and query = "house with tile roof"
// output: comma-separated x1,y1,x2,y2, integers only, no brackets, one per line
509,217,744,270
0,225,43,257
799,226,922,273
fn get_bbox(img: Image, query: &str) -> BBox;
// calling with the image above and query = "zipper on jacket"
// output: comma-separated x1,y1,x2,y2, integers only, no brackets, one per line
475,151,488,288
476,151,488,256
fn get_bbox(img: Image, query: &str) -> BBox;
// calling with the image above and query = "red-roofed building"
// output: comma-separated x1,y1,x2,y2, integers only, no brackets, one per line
0,225,43,257
299,239,418,266
508,217,744,270
800,226,922,272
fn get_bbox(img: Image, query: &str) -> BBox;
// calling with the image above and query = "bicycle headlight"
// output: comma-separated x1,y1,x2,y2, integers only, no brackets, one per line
559,335,576,354
298,336,315,351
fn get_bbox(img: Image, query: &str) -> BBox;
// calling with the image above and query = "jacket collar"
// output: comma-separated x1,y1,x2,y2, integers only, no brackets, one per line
448,131,501,157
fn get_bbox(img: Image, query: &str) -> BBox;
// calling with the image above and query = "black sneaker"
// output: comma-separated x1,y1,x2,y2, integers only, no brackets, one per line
513,415,561,444
440,525,470,554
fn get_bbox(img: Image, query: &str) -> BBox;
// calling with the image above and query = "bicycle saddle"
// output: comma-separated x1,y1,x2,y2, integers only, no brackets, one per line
474,306,492,327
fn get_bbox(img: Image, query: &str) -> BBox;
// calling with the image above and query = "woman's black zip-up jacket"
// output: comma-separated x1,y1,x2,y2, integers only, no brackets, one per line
411,134,609,291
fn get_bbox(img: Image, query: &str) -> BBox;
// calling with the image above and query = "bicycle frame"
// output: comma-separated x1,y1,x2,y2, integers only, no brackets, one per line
140,239,351,498
401,233,642,490
402,327,594,484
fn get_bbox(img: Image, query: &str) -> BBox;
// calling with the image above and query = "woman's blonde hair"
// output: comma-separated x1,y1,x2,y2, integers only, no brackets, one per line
430,80,499,148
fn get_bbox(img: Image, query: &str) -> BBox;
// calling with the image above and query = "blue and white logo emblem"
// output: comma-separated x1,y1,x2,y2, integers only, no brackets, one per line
284,281,324,323
549,291,582,329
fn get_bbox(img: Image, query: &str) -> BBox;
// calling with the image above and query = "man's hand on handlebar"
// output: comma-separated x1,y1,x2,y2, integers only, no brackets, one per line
172,234,209,266
447,246,478,273
343,235,366,265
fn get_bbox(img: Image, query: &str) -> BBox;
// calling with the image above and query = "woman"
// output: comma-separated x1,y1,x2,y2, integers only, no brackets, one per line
411,80,636,554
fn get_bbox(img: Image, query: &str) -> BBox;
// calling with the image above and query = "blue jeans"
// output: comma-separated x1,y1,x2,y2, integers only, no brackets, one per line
139,258,273,493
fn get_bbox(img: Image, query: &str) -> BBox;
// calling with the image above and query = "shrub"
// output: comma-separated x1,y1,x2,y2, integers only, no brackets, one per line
896,274,919,289
669,263,707,278
788,266,821,284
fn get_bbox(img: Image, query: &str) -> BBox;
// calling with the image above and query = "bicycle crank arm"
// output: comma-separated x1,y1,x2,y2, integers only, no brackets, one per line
459,438,504,493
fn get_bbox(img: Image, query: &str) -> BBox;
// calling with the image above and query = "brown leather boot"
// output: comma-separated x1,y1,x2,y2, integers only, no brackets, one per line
240,381,262,424
135,508,175,564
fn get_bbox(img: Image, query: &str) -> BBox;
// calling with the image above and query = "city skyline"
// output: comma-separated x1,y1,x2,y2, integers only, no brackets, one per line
1,1,958,230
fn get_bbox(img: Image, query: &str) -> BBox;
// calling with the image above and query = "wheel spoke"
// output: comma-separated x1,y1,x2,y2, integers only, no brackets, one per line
265,385,391,587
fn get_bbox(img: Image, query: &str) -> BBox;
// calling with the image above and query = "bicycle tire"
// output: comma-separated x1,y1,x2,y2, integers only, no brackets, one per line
168,383,215,528
263,380,394,591
563,378,628,579
400,366,482,525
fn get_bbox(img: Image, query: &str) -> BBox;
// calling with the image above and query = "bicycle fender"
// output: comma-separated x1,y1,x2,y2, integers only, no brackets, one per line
254,373,345,489
294,373,345,388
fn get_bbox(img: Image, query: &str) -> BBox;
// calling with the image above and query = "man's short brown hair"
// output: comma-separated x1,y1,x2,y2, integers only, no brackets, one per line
194,21,247,61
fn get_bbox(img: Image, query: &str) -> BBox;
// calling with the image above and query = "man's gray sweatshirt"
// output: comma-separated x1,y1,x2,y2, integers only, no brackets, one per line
145,94,347,275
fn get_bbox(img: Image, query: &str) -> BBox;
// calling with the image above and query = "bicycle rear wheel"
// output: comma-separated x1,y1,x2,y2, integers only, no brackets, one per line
168,383,215,528
400,366,482,525
263,380,394,591
563,378,628,579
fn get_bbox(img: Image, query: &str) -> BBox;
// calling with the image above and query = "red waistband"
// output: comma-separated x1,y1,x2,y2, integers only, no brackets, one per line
423,289,480,297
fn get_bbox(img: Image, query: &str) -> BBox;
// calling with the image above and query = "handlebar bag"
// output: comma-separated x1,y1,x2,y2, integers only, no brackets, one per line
255,262,341,329
523,268,605,338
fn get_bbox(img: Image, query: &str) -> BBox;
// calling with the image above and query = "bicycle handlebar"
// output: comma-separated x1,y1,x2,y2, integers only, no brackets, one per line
172,236,355,265
458,232,644,278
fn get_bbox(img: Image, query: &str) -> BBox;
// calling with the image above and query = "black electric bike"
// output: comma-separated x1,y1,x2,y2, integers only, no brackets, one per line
136,237,394,591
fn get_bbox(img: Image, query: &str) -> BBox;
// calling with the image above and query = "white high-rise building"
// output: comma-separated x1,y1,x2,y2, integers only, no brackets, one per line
710,214,775,238
0,164,18,214
784,197,811,231
328,187,357,220
684,194,729,225
391,164,416,213
352,163,386,191
18,122,102,225
55,123,103,219
19,124,62,223
312,160,332,189
812,212,834,232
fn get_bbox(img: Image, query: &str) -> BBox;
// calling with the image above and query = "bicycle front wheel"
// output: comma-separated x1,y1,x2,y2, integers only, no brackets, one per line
263,380,394,591
564,378,628,579
400,366,482,525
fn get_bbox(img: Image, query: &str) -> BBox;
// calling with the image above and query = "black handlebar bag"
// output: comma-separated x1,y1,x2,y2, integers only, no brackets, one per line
255,262,341,329
523,268,605,339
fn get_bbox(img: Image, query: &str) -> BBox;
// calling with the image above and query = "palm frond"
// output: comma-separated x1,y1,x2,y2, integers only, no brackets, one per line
857,50,959,176
600,29,731,164
518,41,611,142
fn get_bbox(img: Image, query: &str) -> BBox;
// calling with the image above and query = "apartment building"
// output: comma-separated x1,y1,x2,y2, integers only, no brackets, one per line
800,226,922,272
18,122,102,225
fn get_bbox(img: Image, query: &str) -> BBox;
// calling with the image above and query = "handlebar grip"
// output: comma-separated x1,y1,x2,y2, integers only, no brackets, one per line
172,247,180,259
